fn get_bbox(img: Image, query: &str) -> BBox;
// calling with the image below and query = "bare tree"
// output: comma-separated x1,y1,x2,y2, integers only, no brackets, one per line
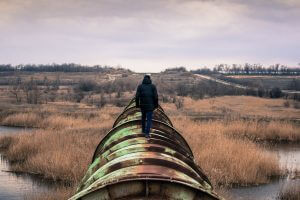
22,77,41,104
9,76,22,103
10,85,22,103
96,92,106,108
174,97,184,110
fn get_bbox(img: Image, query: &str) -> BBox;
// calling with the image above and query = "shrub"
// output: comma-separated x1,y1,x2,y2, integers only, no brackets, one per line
270,87,282,98
174,97,184,110
77,80,97,92
277,185,300,200
283,101,290,108
293,101,300,109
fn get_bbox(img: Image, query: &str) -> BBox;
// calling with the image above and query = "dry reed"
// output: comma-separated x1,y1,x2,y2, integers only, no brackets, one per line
183,96,300,119
172,115,282,186
2,113,40,127
223,120,300,142
0,99,294,199
24,187,75,200
0,106,117,184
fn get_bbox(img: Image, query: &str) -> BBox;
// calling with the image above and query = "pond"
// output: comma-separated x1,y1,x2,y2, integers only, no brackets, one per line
229,144,300,200
0,126,56,200
0,126,32,135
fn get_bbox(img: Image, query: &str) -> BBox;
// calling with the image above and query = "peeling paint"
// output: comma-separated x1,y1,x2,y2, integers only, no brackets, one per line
69,99,224,200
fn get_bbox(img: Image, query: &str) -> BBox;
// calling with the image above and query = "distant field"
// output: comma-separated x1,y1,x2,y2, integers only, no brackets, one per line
225,75,300,90
181,96,300,120
0,71,126,85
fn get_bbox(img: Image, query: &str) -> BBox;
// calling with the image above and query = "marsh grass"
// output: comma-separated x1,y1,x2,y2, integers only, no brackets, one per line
183,96,300,119
24,187,75,200
0,103,287,188
0,106,116,184
222,120,300,142
0,97,298,199
277,185,300,200
166,96,300,143
172,116,282,186
1,129,109,183
2,113,41,127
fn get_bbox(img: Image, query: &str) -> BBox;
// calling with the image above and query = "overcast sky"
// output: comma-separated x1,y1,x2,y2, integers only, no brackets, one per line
0,0,300,72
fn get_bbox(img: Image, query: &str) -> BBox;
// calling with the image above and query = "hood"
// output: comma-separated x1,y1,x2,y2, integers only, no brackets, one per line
142,75,152,84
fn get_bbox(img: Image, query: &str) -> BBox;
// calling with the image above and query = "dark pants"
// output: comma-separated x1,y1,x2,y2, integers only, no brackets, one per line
141,110,153,136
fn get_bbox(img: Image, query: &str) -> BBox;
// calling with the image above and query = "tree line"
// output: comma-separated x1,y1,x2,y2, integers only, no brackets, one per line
0,63,131,73
199,64,300,75
163,64,300,75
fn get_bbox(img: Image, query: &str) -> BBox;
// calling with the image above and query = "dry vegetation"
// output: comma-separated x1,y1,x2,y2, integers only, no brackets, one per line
183,96,300,120
0,105,121,199
24,187,75,200
222,120,300,142
172,116,281,186
0,96,299,199
277,185,300,200
165,96,300,143
2,113,40,127
0,106,119,182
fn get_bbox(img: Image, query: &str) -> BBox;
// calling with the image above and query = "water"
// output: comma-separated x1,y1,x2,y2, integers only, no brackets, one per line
0,126,32,135
230,178,300,200
0,126,54,200
1,126,299,199
230,144,300,200
276,144,300,176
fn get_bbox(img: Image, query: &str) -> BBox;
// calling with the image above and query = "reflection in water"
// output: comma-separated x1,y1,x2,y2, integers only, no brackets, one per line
0,126,32,135
276,144,300,176
0,126,55,200
0,154,54,200
230,144,300,200
230,178,300,200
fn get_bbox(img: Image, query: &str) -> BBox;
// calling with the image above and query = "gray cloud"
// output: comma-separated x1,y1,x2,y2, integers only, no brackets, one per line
0,0,299,72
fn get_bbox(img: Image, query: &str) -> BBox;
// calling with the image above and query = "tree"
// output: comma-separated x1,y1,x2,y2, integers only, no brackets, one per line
289,79,300,91
176,83,189,96
77,80,97,92
116,90,123,98
96,92,106,108
174,97,184,110
9,76,22,103
22,78,41,104
10,85,22,103
269,87,282,98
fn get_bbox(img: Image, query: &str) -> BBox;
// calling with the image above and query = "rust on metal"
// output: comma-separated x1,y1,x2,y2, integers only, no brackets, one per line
69,98,224,200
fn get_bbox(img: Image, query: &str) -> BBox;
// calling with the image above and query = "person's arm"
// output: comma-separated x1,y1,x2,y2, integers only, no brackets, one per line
135,85,141,108
153,85,158,109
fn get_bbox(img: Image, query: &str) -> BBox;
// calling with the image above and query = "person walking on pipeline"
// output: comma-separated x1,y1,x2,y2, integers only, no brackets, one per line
135,75,158,138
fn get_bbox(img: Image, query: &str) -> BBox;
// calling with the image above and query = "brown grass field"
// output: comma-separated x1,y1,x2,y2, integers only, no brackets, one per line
0,97,300,199
172,115,281,186
183,96,300,120
0,96,299,199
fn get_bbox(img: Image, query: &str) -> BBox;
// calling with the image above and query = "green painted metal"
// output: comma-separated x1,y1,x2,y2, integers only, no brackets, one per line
69,99,224,200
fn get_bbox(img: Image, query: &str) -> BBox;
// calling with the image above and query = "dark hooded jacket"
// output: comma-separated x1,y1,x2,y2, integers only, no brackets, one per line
135,75,158,111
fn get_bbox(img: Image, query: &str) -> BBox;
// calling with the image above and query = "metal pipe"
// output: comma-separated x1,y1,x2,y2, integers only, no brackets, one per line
70,99,223,200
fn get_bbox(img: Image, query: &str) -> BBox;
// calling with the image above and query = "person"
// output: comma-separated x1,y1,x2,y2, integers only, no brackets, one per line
135,75,158,138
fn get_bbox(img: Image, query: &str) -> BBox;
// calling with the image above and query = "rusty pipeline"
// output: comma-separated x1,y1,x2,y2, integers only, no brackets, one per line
69,99,223,200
